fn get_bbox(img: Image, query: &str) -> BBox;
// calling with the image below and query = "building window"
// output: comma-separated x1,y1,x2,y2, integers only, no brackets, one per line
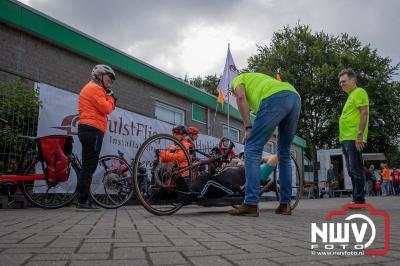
263,141,275,154
222,125,239,142
155,102,184,125
192,103,206,124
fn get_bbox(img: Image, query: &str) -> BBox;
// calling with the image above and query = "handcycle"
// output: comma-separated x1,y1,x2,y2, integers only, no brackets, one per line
0,118,133,209
132,133,302,216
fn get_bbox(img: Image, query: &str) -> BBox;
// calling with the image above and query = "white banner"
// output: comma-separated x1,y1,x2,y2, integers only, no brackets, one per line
36,83,244,193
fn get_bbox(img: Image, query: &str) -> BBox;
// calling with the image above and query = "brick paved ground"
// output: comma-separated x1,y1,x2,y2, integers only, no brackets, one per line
0,197,399,266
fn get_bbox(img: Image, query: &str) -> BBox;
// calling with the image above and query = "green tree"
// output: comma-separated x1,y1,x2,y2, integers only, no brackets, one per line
188,76,203,89
247,24,400,164
0,80,42,172
188,74,220,96
202,74,220,96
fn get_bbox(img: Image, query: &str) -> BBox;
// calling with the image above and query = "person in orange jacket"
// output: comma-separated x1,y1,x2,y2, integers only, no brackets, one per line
160,125,191,171
76,64,117,210
159,125,192,191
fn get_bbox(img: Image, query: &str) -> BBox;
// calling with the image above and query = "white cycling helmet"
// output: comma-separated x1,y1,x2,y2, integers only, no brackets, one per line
91,64,116,81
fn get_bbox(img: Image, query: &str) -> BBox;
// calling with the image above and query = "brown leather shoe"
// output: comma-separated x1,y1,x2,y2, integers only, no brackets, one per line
275,203,292,215
228,204,259,217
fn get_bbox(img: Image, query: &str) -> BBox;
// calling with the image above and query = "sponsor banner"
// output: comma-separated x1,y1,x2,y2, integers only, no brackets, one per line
36,83,244,193
37,83,243,159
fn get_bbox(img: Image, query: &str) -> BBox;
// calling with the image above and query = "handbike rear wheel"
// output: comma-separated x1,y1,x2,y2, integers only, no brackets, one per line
133,134,192,216
273,155,302,210
20,158,78,209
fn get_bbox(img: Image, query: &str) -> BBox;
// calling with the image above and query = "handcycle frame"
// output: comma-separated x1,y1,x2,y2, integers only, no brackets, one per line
132,133,302,216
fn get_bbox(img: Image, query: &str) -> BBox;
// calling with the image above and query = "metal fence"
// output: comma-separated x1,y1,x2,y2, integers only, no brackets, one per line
0,74,40,174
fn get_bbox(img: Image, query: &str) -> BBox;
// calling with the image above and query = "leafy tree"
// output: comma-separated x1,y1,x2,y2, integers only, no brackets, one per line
188,74,220,96
247,24,400,164
188,75,203,89
202,74,220,96
0,80,42,172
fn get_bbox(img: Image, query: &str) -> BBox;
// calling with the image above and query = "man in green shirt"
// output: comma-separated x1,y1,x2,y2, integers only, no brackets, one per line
227,72,301,217
338,69,369,205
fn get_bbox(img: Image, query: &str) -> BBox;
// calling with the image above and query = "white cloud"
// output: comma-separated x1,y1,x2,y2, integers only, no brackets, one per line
15,0,400,79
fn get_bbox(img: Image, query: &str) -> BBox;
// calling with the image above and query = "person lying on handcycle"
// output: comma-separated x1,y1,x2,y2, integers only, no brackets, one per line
190,153,278,200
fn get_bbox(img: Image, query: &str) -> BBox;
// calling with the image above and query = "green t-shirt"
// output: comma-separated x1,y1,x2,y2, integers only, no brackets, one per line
339,87,369,142
231,73,300,112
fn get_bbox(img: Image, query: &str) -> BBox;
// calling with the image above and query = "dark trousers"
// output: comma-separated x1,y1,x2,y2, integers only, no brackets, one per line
77,124,104,203
342,140,366,203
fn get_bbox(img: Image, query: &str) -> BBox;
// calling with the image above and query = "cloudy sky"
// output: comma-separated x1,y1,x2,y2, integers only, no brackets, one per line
18,0,400,79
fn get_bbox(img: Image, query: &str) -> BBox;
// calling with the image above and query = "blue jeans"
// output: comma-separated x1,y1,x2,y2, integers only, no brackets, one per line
244,91,301,205
381,180,390,196
341,141,365,203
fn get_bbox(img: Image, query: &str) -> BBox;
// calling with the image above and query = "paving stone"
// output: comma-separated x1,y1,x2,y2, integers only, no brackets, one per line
70,260,149,266
78,243,111,253
0,197,398,265
189,255,234,266
149,252,188,265
25,261,68,266
113,247,146,259
0,253,32,266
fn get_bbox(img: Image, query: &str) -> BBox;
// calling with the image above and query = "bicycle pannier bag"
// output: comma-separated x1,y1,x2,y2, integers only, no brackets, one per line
38,135,73,184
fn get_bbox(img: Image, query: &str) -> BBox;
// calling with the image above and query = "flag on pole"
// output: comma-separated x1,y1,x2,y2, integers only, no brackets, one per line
217,90,224,107
217,44,239,109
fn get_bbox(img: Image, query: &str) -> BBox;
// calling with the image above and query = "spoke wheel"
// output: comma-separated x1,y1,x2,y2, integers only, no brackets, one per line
273,155,302,210
21,158,78,209
90,155,134,209
133,134,192,216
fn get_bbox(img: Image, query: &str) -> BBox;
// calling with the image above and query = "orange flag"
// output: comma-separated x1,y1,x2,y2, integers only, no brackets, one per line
217,89,224,107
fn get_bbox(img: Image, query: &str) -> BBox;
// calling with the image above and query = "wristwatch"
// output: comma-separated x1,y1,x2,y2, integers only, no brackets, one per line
357,131,363,136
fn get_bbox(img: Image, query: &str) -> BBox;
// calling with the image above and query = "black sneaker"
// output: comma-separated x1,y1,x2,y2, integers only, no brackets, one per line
76,202,100,211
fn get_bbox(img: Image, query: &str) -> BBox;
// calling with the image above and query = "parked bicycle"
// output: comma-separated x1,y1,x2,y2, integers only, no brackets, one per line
0,118,133,209
132,133,302,216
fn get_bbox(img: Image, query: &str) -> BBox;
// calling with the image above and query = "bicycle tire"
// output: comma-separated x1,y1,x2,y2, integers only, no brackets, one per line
90,155,134,209
273,155,302,210
133,134,192,216
20,157,78,209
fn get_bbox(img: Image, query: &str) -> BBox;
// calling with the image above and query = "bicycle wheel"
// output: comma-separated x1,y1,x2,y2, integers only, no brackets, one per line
90,155,134,209
21,157,78,209
273,155,302,210
133,134,192,216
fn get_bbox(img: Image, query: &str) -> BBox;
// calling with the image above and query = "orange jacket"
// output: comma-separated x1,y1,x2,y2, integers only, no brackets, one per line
78,81,115,132
381,167,390,180
159,139,191,176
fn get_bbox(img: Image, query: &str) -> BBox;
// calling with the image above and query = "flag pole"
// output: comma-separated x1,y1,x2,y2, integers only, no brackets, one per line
211,100,220,134
227,43,230,137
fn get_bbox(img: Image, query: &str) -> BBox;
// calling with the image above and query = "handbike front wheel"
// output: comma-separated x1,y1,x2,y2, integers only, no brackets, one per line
20,158,78,209
90,155,134,209
133,134,192,216
273,155,302,210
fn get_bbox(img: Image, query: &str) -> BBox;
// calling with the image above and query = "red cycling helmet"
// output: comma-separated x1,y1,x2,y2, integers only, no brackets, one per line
172,125,188,135
188,127,199,135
